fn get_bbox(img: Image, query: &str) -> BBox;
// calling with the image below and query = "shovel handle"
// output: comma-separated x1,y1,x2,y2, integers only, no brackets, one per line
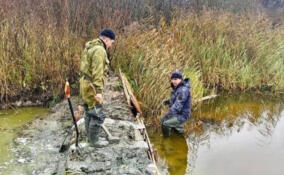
64,81,71,99
65,81,79,147
101,124,112,138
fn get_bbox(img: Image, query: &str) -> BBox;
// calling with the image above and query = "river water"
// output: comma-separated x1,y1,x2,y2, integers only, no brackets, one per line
0,107,49,169
1,93,284,175
149,93,284,175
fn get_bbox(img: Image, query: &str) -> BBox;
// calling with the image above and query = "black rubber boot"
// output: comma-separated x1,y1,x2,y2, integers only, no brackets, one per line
88,117,100,145
88,105,107,147
162,124,171,138
84,112,90,140
83,104,90,140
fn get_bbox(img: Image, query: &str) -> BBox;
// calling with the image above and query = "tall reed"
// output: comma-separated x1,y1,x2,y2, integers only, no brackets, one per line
113,10,284,120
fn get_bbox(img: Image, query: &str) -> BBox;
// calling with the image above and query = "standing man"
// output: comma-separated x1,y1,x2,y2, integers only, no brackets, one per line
80,29,115,147
161,70,191,137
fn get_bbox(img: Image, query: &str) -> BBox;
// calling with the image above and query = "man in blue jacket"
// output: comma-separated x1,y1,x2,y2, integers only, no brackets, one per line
161,70,191,137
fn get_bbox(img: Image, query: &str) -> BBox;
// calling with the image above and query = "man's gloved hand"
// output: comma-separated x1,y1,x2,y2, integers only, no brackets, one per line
162,99,170,106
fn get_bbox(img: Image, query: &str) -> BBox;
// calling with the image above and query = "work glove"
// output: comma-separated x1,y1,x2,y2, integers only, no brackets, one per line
162,99,170,106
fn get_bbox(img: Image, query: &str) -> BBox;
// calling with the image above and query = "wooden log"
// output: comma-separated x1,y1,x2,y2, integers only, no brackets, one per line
118,69,161,175
136,114,160,175
119,69,142,114
119,69,131,106
193,94,217,104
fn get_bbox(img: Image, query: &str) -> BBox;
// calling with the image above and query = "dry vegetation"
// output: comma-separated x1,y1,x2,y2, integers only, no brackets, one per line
0,0,283,125
113,10,284,120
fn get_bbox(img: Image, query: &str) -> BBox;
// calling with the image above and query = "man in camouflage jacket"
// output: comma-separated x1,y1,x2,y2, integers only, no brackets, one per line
80,29,115,146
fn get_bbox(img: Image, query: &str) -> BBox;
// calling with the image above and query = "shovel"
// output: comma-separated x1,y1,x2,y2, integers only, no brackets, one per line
59,81,80,153
59,126,73,153
101,124,120,144
65,81,79,147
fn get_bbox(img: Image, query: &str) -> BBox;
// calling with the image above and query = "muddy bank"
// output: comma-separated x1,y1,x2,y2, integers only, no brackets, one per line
0,100,44,110
0,73,165,175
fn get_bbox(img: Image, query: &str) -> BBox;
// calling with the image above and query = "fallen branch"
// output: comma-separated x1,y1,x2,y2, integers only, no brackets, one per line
193,94,217,104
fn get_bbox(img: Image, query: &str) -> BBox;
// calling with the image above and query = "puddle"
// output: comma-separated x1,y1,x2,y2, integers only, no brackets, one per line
0,107,49,166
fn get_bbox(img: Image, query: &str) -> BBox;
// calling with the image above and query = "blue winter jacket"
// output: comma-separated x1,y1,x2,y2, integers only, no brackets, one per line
167,78,191,123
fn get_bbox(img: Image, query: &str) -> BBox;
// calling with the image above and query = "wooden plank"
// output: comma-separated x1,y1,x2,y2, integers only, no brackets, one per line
119,69,160,175
119,69,142,114
119,69,131,106
136,114,160,175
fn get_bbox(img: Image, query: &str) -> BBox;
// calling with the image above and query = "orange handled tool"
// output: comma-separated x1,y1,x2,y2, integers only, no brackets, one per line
64,81,79,147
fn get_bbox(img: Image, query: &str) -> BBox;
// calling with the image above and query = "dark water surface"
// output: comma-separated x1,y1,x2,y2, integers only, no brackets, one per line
149,93,284,175
148,132,188,175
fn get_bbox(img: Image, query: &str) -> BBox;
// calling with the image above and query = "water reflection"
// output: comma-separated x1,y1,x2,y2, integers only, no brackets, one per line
149,93,284,175
148,131,188,175
187,93,284,175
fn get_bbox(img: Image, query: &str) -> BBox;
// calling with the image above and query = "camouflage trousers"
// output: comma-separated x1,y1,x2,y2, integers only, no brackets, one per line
161,115,184,137
84,104,106,145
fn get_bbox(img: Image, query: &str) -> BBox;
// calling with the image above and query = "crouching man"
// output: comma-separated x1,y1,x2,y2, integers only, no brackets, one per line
161,70,191,137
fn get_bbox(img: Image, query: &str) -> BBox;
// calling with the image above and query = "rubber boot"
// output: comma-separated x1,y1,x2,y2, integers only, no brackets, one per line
162,124,171,138
84,112,90,140
88,117,100,146
87,105,107,147
83,104,90,140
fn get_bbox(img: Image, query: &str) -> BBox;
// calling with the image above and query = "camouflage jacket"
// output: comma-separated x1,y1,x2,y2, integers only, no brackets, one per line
79,38,109,108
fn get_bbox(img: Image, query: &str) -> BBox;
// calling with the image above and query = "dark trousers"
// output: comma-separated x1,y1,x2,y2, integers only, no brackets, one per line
84,104,105,145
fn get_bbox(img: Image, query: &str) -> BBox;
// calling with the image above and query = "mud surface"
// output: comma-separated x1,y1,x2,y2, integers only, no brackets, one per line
0,73,163,175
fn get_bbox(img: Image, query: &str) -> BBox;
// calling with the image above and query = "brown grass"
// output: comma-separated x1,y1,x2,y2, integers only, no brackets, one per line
113,9,284,124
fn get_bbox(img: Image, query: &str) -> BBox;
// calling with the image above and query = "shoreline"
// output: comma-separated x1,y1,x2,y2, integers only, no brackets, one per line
0,73,166,175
